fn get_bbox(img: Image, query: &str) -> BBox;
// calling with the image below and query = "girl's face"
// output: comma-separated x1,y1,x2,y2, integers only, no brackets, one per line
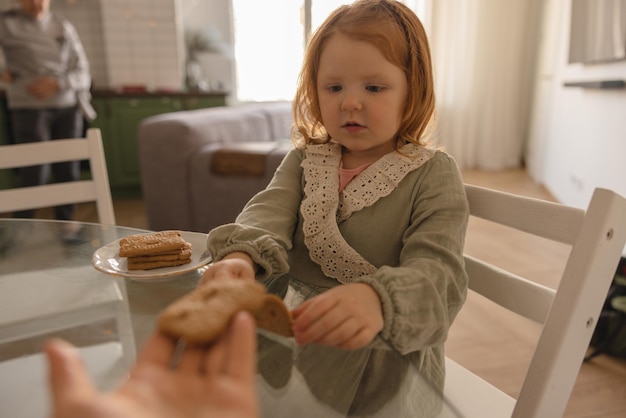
317,33,407,163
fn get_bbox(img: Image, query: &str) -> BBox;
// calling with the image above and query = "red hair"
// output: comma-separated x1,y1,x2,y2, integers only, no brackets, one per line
292,0,435,149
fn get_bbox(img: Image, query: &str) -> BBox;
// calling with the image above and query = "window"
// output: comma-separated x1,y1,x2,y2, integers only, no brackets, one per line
232,0,427,103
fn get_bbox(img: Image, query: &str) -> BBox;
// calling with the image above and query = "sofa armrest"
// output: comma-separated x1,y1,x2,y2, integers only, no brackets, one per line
210,142,282,176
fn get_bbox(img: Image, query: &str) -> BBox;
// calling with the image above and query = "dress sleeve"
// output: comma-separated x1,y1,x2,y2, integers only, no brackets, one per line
206,147,304,281
356,152,469,355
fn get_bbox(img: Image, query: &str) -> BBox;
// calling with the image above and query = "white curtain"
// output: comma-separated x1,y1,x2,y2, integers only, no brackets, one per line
427,0,542,170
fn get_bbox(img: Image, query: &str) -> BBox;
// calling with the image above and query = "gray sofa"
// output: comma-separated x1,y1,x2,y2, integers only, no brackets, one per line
138,101,293,233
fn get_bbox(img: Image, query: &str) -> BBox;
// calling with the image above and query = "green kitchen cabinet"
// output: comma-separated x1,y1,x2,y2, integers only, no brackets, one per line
91,93,226,195
0,91,227,195
182,96,226,110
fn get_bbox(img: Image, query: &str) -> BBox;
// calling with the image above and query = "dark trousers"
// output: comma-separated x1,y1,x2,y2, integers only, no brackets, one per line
10,106,84,220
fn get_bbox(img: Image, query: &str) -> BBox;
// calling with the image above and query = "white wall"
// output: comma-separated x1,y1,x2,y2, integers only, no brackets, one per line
99,0,185,90
527,0,626,209
50,0,184,91
49,0,233,94
53,0,108,87
179,0,234,95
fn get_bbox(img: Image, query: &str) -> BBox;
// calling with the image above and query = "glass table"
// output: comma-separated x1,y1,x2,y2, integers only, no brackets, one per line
0,219,461,418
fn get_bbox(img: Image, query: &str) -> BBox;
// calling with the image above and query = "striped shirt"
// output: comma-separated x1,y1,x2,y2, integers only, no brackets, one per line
0,9,91,110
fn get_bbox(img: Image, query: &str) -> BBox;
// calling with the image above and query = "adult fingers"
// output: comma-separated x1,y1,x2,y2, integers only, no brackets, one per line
204,331,227,377
222,311,257,381
45,339,97,408
134,331,176,368
177,347,205,374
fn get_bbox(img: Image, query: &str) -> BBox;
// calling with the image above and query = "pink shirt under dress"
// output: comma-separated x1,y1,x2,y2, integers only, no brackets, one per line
339,162,373,192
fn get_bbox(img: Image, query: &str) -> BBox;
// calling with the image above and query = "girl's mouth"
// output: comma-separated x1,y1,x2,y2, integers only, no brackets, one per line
342,122,365,134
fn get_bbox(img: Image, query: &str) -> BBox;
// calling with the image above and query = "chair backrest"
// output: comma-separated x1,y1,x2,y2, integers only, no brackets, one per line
0,128,116,225
444,184,626,418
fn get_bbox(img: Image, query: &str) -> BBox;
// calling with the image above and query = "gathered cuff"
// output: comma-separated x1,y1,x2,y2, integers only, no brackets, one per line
207,226,290,282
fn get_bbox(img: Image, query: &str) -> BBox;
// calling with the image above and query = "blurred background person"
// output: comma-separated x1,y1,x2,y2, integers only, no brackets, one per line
0,0,96,224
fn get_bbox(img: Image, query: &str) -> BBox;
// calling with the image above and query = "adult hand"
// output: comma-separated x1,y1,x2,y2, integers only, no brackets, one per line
200,252,256,285
27,76,59,99
0,70,11,83
291,283,383,350
46,312,259,418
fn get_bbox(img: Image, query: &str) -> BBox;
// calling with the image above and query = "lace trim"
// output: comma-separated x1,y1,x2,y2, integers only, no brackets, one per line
300,143,435,283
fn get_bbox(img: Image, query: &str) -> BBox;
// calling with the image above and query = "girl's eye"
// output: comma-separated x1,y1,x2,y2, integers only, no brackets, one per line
366,85,383,93
329,85,342,92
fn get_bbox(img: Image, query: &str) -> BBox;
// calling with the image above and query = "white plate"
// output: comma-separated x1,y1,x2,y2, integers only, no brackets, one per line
92,231,212,281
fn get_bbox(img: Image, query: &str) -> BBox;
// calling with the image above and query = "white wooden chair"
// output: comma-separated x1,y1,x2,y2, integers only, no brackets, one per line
0,129,133,406
441,185,626,417
0,128,116,225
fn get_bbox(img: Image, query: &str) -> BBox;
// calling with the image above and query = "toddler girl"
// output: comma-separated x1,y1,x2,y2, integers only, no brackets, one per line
204,0,469,414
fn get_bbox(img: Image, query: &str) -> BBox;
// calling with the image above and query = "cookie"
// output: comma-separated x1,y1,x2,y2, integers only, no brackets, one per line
157,279,293,344
254,294,294,337
119,231,187,257
119,230,182,247
158,279,268,344
127,243,192,263
127,257,192,271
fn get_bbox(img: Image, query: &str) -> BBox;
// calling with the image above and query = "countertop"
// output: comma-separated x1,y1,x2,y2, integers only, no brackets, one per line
91,88,228,98
0,87,228,99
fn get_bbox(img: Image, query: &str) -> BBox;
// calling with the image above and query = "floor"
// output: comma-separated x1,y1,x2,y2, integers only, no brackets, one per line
5,167,626,417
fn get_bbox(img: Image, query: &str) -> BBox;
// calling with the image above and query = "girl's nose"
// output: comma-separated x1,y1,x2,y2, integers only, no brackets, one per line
341,94,362,111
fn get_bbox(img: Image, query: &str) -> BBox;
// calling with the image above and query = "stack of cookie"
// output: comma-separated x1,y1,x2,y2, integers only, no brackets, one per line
119,230,192,270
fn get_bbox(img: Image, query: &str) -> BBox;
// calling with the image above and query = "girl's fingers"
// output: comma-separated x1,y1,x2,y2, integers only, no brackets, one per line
337,327,373,350
291,296,336,331
293,301,346,345
311,318,359,346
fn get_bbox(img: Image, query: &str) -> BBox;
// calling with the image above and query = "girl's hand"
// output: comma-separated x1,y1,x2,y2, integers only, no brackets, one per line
291,283,383,350
200,252,256,285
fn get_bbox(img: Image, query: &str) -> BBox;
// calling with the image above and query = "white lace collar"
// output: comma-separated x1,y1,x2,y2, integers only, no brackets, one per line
300,143,435,282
